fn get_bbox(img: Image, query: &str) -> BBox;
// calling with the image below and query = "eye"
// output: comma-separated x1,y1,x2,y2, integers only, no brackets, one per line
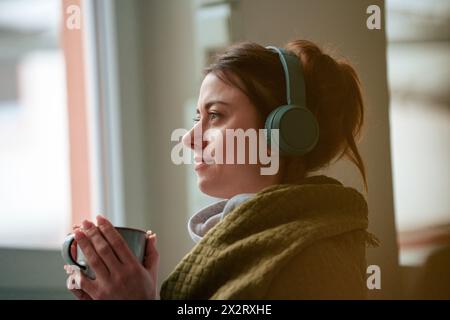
192,112,221,123
208,111,221,121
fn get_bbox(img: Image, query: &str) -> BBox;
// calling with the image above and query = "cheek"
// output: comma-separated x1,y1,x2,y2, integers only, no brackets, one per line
203,131,268,170
223,132,265,165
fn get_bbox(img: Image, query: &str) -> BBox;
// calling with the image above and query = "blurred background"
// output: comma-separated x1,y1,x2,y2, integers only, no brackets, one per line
0,0,448,299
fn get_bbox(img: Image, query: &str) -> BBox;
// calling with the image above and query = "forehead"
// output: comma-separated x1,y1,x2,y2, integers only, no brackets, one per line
198,73,243,103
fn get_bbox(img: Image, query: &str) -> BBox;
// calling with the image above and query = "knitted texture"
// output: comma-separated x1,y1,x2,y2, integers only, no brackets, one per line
160,175,374,299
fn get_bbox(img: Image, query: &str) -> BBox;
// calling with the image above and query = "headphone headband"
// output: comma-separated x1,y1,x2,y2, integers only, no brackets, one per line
265,46,306,108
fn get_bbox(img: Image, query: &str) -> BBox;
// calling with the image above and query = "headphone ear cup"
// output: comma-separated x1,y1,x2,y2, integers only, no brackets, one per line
264,107,279,149
265,105,319,155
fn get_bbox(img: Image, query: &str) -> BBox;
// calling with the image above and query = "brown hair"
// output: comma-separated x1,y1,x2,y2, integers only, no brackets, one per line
204,40,367,190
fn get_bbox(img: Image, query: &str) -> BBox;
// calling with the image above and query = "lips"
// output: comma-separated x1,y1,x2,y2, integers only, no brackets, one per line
194,156,204,164
194,162,208,171
194,155,213,171
194,155,214,164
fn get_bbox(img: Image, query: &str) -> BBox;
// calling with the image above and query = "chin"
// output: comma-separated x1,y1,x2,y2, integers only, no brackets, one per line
197,177,228,199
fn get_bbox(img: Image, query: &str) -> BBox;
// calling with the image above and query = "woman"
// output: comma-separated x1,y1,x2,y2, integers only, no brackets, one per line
65,39,378,300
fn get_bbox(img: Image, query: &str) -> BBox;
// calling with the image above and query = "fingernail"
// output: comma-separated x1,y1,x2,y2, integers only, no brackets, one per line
146,230,153,235
64,265,74,274
96,214,107,225
82,220,94,230
74,230,85,241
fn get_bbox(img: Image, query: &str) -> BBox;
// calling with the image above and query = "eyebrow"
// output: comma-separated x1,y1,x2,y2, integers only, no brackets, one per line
196,100,230,113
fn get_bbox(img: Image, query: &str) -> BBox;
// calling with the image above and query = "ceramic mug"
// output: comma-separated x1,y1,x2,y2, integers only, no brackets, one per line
62,227,147,279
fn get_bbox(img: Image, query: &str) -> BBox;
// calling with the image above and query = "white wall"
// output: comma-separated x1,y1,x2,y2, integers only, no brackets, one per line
141,0,198,288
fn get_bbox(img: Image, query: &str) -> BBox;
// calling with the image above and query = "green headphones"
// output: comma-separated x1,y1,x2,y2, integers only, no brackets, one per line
264,46,319,156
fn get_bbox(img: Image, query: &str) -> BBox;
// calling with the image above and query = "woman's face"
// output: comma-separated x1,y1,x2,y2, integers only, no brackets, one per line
182,73,281,199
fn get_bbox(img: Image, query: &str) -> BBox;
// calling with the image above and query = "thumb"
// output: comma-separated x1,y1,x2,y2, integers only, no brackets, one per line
143,231,159,272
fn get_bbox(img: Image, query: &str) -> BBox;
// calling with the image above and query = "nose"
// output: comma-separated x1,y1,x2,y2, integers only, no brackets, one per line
182,123,206,151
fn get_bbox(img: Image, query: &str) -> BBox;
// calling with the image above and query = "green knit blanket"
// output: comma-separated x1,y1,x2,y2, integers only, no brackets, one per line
160,175,377,299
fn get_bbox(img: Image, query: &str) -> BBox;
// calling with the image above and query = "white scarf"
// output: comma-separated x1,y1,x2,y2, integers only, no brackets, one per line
187,193,255,243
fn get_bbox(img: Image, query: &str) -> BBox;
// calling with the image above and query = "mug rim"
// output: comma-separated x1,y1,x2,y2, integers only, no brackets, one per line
114,226,147,234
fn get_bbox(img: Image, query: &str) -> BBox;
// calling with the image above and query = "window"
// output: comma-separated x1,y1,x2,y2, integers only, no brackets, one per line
386,0,450,265
0,0,143,298
0,0,72,249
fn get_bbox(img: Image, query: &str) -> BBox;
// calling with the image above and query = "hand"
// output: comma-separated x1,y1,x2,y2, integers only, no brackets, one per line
64,215,159,300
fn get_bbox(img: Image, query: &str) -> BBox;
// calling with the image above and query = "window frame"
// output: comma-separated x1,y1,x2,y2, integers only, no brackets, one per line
0,0,150,298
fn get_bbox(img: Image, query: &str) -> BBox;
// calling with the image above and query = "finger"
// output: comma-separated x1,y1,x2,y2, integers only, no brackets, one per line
75,270,97,298
69,225,82,260
74,230,109,279
64,264,76,275
66,267,95,300
96,215,136,263
82,220,121,270
143,233,159,272
70,289,92,300
70,239,78,260
66,270,80,290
